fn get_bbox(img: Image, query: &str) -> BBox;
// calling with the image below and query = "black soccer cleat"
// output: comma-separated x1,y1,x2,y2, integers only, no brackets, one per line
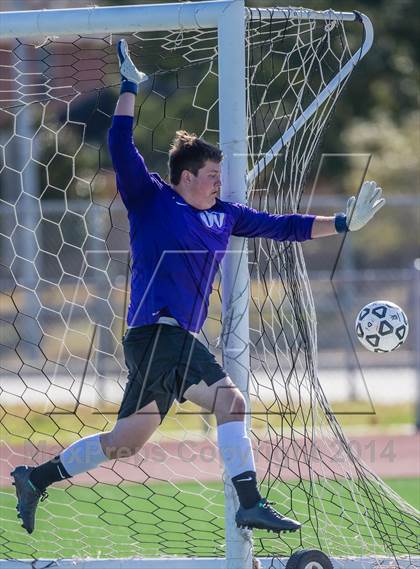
236,498,301,533
11,466,48,534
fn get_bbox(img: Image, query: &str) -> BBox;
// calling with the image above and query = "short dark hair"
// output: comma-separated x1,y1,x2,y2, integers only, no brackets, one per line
168,130,222,185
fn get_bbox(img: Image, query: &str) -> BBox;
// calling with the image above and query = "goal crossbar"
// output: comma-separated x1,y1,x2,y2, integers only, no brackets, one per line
0,0,228,36
0,2,367,38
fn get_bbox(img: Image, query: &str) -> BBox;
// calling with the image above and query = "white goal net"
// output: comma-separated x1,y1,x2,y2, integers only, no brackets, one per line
0,2,418,567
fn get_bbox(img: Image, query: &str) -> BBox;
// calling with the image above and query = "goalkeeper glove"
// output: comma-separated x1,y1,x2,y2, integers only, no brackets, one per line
117,39,148,96
335,180,385,233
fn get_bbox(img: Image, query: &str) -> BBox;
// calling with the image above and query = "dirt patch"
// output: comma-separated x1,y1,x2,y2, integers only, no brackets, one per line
1,433,418,487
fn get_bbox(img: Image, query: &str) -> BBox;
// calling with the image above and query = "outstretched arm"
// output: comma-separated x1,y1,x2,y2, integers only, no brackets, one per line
230,205,316,242
230,181,385,242
311,216,339,238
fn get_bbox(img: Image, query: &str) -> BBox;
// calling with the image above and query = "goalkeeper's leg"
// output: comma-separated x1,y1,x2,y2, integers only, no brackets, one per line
184,377,301,533
11,402,161,534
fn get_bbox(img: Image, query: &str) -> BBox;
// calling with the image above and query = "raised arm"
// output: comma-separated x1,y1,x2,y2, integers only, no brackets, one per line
108,40,152,208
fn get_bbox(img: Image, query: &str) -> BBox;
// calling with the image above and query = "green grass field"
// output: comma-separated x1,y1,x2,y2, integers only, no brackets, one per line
2,401,418,559
1,478,418,560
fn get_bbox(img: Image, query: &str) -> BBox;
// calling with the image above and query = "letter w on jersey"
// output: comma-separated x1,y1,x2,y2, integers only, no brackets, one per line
200,211,225,229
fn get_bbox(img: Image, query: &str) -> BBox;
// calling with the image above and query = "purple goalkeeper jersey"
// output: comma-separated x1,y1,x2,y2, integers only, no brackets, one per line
108,116,315,332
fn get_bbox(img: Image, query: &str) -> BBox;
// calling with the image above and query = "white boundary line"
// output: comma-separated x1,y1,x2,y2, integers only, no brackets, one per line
1,557,419,568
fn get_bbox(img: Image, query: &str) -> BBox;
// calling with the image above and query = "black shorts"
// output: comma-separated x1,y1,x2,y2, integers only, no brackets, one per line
118,324,226,422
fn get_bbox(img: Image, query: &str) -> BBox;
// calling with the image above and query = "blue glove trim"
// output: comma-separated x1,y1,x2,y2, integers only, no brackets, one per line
334,213,349,233
120,79,138,96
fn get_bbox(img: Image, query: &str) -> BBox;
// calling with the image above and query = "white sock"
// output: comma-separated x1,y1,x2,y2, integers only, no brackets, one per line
60,433,108,477
217,421,256,478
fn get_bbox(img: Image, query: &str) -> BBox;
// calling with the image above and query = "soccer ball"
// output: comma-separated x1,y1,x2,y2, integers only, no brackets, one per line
355,300,409,353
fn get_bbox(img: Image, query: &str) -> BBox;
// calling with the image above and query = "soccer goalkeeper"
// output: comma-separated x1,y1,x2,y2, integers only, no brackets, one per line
12,40,385,535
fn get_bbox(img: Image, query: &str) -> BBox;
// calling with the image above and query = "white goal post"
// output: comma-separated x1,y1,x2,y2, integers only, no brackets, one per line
5,2,415,569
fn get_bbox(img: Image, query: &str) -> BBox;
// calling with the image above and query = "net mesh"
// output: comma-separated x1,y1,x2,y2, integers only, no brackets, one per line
0,5,418,565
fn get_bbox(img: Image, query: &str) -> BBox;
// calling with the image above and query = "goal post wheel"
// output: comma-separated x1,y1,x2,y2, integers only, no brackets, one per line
285,550,334,569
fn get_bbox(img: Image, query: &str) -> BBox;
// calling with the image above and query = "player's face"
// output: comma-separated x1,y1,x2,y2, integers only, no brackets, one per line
191,160,221,208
